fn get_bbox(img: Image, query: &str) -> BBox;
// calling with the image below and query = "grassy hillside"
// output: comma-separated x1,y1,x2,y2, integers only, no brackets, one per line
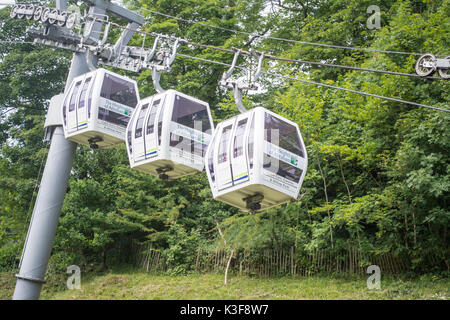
1,269,448,300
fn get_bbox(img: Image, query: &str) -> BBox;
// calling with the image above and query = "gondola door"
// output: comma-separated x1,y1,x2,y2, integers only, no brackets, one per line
76,76,92,131
230,114,250,186
144,97,163,159
67,80,82,134
132,101,150,162
86,73,96,123
62,81,75,129
214,118,236,191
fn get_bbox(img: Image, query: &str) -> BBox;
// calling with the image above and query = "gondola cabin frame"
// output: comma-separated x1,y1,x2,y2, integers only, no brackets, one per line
62,68,139,149
126,89,214,180
205,107,308,212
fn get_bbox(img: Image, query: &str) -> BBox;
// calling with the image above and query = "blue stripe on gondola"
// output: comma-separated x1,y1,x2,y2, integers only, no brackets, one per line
137,150,157,159
70,123,87,129
233,175,248,182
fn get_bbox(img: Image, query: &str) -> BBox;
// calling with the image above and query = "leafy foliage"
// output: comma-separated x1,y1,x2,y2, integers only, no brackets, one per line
0,0,448,277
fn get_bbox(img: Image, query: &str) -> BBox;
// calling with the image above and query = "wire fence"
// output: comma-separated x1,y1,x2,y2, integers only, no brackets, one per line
131,244,446,276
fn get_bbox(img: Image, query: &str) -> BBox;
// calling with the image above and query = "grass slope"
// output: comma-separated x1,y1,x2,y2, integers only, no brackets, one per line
2,269,448,300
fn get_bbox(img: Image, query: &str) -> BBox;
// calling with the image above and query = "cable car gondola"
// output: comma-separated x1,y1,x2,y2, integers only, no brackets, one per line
205,107,307,212
205,49,308,212
62,68,139,149
126,89,214,180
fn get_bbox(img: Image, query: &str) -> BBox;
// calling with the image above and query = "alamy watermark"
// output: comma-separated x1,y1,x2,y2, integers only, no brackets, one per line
66,265,81,290
366,265,381,290
367,5,381,30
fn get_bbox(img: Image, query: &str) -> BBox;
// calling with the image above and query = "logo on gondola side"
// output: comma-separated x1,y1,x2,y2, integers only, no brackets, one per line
170,122,211,145
290,156,298,166
265,142,301,168
103,99,133,116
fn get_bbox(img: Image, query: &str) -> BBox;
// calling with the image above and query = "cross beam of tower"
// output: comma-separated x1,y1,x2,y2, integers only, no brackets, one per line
13,0,172,73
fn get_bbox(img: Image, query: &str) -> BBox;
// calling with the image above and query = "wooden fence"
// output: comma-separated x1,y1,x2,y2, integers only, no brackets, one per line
132,244,413,276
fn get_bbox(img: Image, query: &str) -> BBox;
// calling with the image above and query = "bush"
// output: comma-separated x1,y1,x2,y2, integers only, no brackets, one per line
45,251,79,292
163,224,203,275
0,243,21,272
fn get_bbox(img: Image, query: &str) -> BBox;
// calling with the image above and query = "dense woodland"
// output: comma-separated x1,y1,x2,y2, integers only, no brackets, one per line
0,0,449,277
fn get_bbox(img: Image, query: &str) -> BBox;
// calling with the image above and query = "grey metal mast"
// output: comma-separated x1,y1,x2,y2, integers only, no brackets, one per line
11,0,145,299
12,0,106,300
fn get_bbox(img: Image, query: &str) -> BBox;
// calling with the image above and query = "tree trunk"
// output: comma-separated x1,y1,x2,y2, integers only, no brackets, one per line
316,156,333,248
224,249,234,286
412,210,417,246
101,248,107,271
337,154,352,204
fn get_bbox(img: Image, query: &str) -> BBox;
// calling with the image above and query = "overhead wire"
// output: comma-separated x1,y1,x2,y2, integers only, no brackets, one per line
0,107,15,116
3,3,447,79
262,55,445,80
1,103,47,114
176,53,450,113
264,72,450,113
100,19,450,112
1,9,449,113
5,2,449,58
100,18,447,80
3,25,449,113
138,7,447,58
0,40,38,45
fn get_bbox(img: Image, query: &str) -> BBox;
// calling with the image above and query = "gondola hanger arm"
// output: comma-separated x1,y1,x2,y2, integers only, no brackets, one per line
166,38,179,68
99,21,110,47
220,48,265,114
145,35,160,64
220,49,247,113
232,82,247,113
152,38,179,93
251,49,265,87
221,48,241,84
85,48,96,71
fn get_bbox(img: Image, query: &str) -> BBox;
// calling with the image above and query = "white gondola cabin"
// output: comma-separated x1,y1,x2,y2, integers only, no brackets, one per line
126,89,214,180
205,107,307,212
62,68,139,149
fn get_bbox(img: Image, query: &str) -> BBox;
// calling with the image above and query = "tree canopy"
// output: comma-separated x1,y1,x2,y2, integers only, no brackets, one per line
0,0,448,275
